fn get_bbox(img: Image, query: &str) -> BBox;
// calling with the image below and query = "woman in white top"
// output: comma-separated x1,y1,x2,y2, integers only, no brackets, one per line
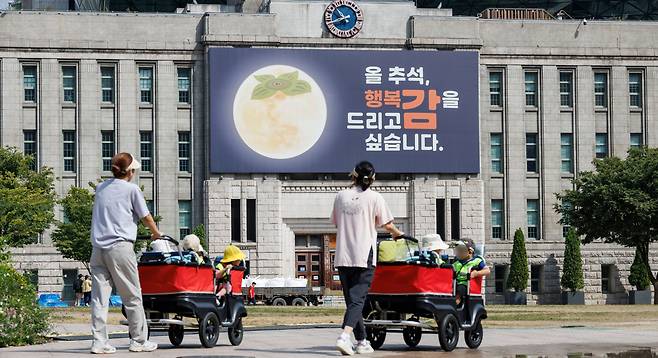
89,152,163,354
331,161,404,356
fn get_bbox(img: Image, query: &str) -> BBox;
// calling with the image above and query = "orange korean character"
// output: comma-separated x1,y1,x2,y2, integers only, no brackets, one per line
402,89,442,110
383,90,401,108
402,89,423,110
364,90,383,108
403,112,437,130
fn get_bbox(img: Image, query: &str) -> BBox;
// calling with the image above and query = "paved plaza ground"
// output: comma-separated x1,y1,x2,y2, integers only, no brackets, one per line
1,326,657,358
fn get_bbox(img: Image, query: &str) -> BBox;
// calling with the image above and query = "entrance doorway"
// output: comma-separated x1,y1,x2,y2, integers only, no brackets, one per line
62,269,78,303
295,234,341,291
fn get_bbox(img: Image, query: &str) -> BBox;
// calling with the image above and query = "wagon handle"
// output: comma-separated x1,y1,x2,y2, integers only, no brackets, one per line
138,234,183,257
394,234,418,244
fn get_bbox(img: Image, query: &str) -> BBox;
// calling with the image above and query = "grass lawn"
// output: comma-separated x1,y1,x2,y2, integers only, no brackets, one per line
46,304,658,330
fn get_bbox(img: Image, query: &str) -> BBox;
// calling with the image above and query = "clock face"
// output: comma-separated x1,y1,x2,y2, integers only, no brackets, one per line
323,0,364,38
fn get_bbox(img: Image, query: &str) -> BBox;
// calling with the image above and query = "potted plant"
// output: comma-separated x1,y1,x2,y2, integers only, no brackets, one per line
505,228,528,305
561,228,585,304
628,248,652,304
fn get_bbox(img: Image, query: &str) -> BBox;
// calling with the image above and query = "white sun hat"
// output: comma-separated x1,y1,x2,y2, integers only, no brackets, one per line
182,234,205,253
421,233,449,251
126,153,141,171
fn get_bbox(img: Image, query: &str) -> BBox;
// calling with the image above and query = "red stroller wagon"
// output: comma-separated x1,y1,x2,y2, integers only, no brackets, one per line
124,235,247,348
363,235,487,352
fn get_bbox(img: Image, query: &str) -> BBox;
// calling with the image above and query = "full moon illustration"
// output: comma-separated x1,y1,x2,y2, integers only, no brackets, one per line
233,65,328,159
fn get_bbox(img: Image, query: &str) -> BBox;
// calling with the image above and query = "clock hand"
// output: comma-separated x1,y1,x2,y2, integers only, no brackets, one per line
336,7,345,18
331,15,350,24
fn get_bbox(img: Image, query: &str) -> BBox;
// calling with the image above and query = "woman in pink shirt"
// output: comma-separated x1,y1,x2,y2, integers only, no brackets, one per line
331,161,404,356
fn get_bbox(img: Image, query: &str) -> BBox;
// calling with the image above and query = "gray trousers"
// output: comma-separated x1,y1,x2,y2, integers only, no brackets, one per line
91,241,148,345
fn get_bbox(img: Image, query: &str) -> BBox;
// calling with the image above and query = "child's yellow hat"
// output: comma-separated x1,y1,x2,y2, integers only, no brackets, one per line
221,245,245,263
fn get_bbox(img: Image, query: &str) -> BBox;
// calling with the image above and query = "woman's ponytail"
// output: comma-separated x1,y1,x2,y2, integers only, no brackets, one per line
351,161,376,191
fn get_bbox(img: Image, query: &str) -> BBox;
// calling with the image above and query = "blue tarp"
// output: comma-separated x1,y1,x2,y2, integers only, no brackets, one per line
109,295,122,307
38,293,68,308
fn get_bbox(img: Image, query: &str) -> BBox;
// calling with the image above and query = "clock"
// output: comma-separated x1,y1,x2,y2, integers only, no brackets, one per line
323,0,364,39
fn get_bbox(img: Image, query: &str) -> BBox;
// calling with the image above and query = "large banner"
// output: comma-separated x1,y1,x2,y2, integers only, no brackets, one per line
209,48,479,173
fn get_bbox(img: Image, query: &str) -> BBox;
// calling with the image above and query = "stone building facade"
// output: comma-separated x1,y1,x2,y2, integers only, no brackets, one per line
3,2,656,304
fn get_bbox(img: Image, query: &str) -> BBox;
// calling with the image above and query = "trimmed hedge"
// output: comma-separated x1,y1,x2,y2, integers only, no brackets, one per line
507,228,529,292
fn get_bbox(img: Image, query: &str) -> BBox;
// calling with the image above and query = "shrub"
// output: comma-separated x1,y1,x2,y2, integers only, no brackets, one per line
0,263,50,347
507,228,529,292
561,228,585,292
628,248,652,291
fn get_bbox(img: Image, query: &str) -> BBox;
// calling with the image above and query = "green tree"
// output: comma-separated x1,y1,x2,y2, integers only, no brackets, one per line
561,228,585,292
52,181,160,271
0,147,56,260
556,147,658,303
0,262,50,347
628,248,652,291
507,228,529,292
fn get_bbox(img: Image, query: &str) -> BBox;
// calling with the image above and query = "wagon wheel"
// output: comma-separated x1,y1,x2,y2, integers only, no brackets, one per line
228,317,244,346
402,317,422,348
437,314,459,352
465,319,483,349
198,311,220,348
168,323,184,347
366,326,387,350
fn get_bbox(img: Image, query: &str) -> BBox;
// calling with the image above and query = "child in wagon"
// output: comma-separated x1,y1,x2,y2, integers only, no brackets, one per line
215,245,245,302
453,238,490,306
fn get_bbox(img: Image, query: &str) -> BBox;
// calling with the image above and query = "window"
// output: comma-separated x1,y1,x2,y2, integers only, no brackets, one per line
490,133,503,174
559,71,573,108
146,200,155,215
595,133,608,159
630,133,643,149
561,133,574,174
494,265,508,293
489,71,503,107
23,130,37,171
527,199,539,240
178,201,191,237
139,67,153,104
524,71,538,107
178,131,191,172
594,72,608,108
601,264,613,293
436,199,445,240
629,72,642,108
63,130,76,172
531,265,543,293
491,199,503,240
101,66,115,103
62,66,76,103
140,131,153,172
526,133,538,173
451,199,460,241
178,68,191,104
247,199,256,243
231,199,241,242
101,131,115,172
23,65,37,102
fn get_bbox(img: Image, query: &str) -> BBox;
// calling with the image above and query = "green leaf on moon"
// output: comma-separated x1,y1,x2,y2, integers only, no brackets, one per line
281,80,312,96
250,71,312,100
278,71,299,81
251,83,278,100
254,74,275,83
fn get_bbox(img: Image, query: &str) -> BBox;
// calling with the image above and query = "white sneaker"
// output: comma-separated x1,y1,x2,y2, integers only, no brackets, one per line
355,341,374,354
128,340,158,352
336,337,355,356
90,343,116,354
